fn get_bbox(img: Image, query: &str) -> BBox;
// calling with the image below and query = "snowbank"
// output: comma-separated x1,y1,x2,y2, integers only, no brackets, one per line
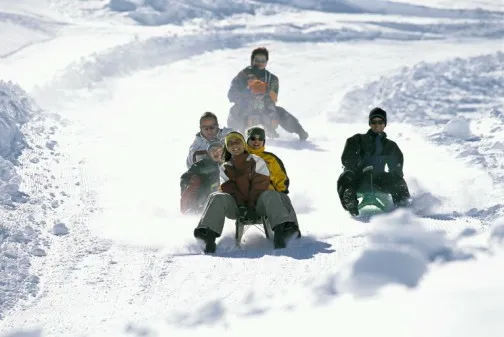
0,81,35,206
0,80,41,320
110,0,255,25
104,0,502,25
5,211,504,337
335,52,504,126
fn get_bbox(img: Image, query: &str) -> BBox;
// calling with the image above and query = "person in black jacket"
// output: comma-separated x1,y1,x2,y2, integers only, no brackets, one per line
337,107,411,216
180,140,224,214
226,47,309,141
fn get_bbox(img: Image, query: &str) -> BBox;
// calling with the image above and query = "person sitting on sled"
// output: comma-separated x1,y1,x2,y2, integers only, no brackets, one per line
186,111,233,169
193,131,300,253
226,47,309,140
245,124,301,222
336,107,411,216
245,125,290,193
180,140,224,215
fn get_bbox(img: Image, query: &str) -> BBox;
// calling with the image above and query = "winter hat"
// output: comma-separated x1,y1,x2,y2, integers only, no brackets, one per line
207,140,223,154
224,131,246,149
369,107,387,125
246,126,266,143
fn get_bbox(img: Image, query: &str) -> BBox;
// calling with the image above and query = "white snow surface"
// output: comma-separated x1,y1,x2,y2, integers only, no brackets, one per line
0,0,503,336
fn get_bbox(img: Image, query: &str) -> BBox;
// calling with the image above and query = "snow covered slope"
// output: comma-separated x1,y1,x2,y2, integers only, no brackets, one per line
0,0,503,336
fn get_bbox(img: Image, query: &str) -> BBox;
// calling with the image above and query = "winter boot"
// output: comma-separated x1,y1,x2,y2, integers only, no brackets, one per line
273,222,300,249
391,179,411,209
343,188,359,216
194,227,217,254
297,129,309,141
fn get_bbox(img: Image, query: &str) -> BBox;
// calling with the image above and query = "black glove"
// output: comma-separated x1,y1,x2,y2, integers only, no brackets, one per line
246,208,258,220
238,206,248,219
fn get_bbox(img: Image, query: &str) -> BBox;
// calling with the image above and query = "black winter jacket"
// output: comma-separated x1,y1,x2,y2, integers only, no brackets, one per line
341,129,404,177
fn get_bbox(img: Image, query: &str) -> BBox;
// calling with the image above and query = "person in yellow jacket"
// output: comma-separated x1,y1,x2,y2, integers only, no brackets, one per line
245,126,289,194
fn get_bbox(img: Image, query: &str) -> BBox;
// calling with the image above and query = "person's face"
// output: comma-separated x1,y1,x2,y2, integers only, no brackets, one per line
252,54,267,70
370,117,386,133
247,135,264,150
227,137,245,156
209,146,223,162
200,118,219,140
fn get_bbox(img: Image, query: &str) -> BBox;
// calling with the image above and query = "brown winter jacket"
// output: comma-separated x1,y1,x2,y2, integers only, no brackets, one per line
219,151,271,209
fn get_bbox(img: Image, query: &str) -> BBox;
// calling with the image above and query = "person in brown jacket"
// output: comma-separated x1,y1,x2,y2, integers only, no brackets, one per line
193,131,300,253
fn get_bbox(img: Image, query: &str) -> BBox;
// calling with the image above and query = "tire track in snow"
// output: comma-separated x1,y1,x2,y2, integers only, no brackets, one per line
0,11,68,59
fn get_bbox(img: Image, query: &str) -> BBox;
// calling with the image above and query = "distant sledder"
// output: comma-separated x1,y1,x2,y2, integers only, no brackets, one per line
193,131,301,254
226,47,309,141
337,107,412,216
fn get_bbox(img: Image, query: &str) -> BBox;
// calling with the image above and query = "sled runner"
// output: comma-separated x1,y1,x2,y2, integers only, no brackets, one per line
235,214,274,247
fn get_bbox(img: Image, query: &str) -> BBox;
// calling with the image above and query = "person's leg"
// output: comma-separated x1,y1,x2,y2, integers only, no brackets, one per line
276,106,309,141
337,170,359,215
194,192,239,253
373,173,411,206
255,191,300,248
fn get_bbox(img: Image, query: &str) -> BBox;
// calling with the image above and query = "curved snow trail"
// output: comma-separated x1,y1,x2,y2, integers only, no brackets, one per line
31,6,504,94
0,37,501,336
0,1,503,335
49,0,504,25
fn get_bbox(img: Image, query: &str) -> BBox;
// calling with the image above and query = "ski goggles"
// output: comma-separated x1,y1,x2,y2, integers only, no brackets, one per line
249,136,264,141
253,56,267,64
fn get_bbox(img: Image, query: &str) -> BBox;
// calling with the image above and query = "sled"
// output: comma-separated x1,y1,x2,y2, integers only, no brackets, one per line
356,165,394,213
356,191,393,211
235,215,274,247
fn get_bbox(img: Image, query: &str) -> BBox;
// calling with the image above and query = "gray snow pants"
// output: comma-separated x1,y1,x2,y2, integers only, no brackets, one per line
196,191,298,236
227,104,305,135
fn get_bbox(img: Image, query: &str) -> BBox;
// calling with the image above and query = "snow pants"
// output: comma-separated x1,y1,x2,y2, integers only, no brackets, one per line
337,170,411,208
196,190,298,236
227,104,305,135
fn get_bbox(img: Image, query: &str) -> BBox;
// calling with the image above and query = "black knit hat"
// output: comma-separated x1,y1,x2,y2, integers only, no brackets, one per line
369,107,387,125
246,126,266,143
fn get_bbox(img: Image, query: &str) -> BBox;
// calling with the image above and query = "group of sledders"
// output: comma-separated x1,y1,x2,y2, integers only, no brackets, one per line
180,47,411,254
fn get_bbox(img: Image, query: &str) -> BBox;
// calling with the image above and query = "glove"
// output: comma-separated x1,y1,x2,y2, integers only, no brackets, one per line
248,80,267,94
271,119,279,129
238,206,248,219
246,208,258,220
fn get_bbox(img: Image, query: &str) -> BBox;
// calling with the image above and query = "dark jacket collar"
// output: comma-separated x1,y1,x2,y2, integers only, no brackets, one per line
366,129,387,139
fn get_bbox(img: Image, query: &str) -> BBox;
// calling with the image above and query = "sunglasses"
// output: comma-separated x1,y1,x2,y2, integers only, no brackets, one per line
253,57,267,64
201,124,218,131
370,120,385,125
250,137,264,141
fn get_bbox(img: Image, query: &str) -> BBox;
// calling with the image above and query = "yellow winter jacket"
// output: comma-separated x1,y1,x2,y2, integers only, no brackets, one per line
247,145,290,193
